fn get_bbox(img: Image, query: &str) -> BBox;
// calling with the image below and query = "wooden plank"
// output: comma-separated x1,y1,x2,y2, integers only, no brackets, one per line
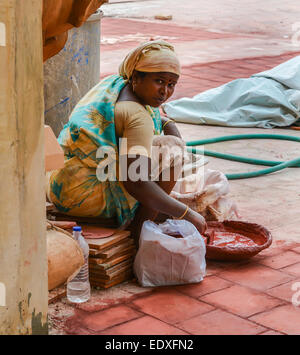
90,270,133,289
90,264,133,281
82,226,116,239
89,259,133,278
90,269,133,283
89,240,135,257
48,210,118,227
92,239,135,259
89,248,99,256
89,248,103,256
89,258,133,275
89,238,133,256
87,230,131,250
89,252,135,268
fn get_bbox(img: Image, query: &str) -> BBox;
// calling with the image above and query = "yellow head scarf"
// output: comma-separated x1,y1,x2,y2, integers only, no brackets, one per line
119,40,181,80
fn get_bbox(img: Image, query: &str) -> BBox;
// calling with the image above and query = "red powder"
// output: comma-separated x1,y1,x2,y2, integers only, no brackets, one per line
168,232,184,239
210,231,257,248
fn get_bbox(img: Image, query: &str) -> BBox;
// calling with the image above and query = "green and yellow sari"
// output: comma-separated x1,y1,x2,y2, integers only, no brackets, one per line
48,75,162,226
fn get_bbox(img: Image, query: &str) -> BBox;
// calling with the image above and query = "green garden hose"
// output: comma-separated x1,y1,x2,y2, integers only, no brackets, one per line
186,133,300,180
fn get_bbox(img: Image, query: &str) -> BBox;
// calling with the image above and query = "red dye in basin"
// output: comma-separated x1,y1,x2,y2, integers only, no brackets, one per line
210,231,257,248
205,220,272,261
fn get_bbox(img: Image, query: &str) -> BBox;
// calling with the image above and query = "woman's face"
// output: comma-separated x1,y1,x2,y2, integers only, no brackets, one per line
132,72,179,107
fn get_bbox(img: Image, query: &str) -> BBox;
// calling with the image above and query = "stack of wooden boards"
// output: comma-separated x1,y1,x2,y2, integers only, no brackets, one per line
87,230,136,289
46,219,136,290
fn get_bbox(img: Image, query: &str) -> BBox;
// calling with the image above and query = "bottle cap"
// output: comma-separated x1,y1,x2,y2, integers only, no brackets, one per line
73,226,82,232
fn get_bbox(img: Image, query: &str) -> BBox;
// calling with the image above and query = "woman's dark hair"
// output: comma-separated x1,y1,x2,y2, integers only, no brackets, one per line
132,70,147,80
129,71,147,87
135,71,147,79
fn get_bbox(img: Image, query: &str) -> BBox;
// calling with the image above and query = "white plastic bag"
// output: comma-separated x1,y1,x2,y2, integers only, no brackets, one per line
134,219,206,287
171,168,239,222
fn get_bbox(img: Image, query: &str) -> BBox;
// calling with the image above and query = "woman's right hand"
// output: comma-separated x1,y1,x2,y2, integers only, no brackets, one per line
185,208,207,235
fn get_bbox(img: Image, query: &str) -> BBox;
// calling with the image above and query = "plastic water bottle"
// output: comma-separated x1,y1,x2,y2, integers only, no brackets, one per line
67,226,91,303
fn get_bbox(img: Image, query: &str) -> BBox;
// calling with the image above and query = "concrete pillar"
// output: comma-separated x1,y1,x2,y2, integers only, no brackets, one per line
0,0,48,334
44,11,102,137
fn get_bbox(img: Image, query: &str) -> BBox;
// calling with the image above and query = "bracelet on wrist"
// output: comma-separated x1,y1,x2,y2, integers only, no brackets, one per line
176,205,189,220
162,119,174,130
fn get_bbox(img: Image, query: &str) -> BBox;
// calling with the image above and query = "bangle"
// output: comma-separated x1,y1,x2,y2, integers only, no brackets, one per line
177,205,189,220
162,119,174,130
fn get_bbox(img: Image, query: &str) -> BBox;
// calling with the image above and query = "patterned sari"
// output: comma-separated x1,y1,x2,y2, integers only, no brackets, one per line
48,75,162,226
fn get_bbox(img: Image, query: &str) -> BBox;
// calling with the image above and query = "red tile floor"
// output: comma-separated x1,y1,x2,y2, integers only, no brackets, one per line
172,53,300,101
51,241,300,335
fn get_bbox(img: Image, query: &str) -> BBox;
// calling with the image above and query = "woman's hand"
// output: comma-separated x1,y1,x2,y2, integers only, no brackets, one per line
161,117,182,139
185,208,207,235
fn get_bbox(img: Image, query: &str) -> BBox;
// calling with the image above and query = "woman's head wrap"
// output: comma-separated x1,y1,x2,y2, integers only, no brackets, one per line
119,40,181,80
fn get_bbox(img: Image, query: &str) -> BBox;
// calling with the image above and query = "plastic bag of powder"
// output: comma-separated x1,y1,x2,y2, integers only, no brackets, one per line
134,219,206,287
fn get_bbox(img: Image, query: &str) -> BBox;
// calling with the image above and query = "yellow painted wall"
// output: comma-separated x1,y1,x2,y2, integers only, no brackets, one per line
0,0,48,334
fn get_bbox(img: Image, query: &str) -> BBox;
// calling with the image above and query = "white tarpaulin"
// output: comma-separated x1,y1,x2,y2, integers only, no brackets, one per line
163,56,300,128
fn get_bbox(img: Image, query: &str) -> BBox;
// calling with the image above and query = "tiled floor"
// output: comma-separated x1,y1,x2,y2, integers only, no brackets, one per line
48,12,300,336
49,243,300,335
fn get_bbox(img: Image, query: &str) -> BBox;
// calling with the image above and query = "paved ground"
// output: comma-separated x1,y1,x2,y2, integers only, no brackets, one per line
49,240,300,335
100,0,300,75
104,0,300,39
48,0,300,335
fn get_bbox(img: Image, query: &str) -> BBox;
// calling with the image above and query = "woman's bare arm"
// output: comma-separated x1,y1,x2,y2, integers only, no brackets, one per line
122,156,206,234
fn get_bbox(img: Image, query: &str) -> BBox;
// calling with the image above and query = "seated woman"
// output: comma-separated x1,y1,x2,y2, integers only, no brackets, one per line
47,40,207,245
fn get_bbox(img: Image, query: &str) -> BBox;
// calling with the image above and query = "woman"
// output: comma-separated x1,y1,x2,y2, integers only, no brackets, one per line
47,40,207,245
